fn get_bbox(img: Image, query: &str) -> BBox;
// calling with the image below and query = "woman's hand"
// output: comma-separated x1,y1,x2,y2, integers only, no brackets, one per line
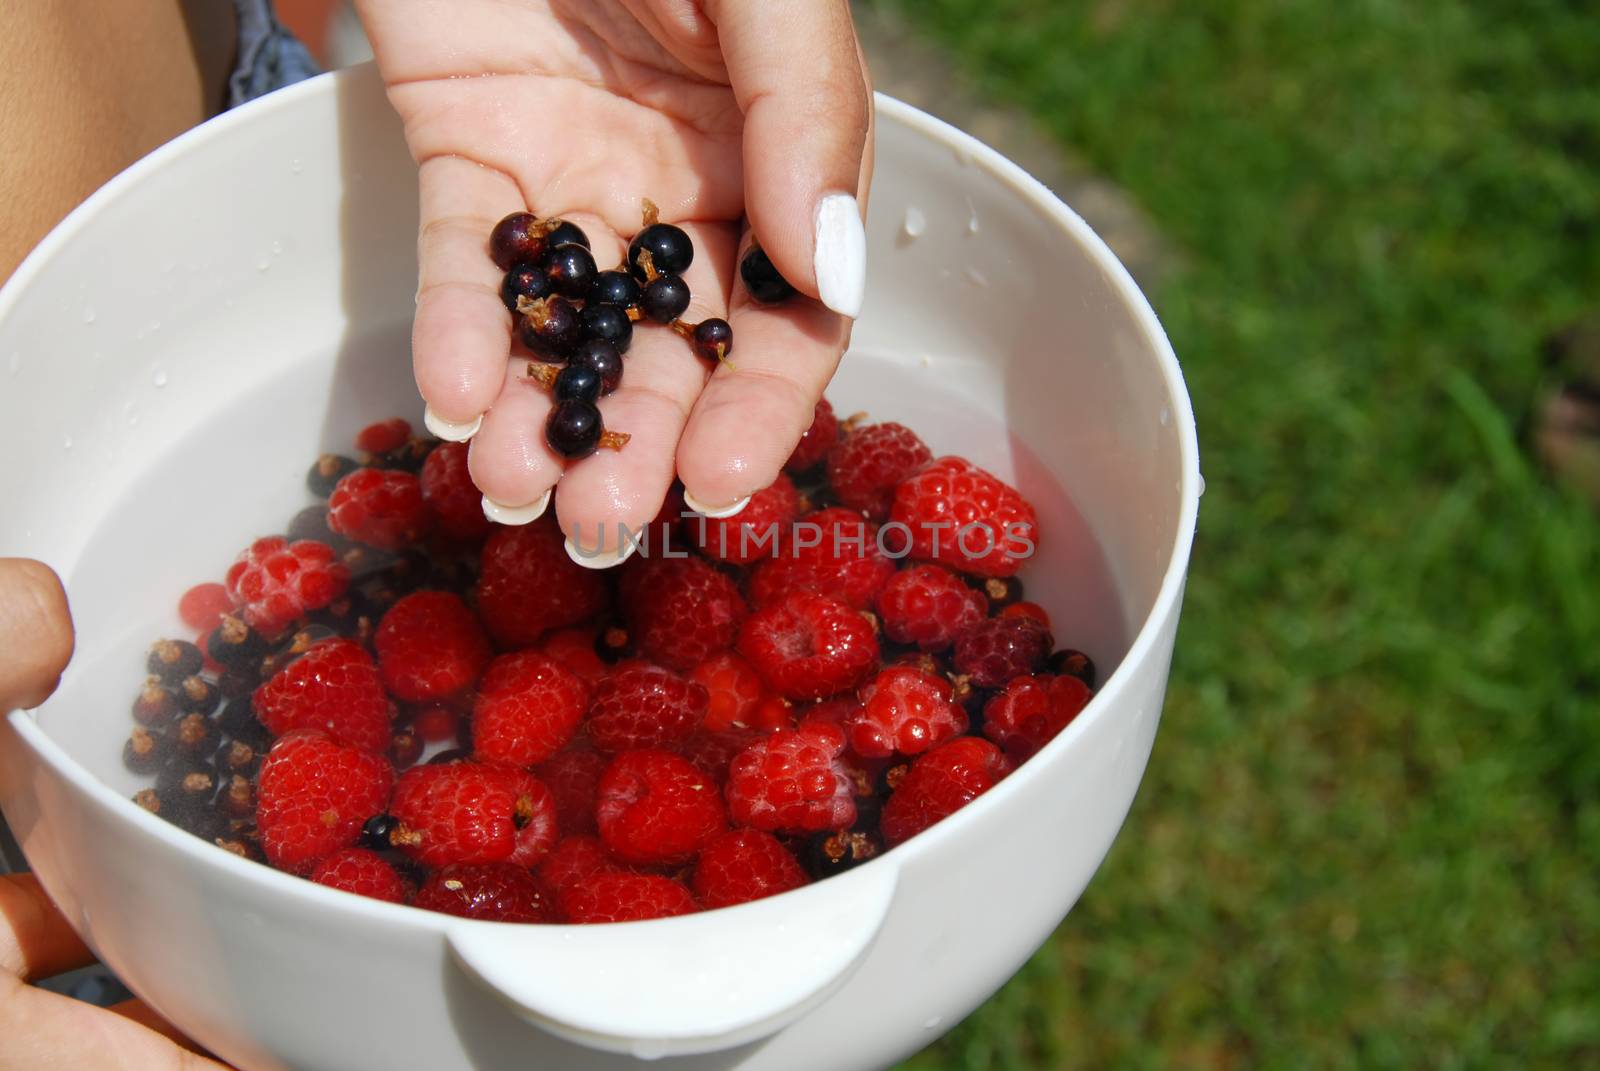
355,0,873,563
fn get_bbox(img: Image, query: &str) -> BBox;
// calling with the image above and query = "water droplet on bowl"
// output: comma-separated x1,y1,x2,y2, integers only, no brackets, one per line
963,266,989,288
923,1016,943,1030
902,206,926,239
1159,407,1170,425
63,435,72,450
149,319,161,332
82,307,96,324
1197,473,1207,496
291,158,304,174
152,368,169,388
257,259,270,272
270,240,283,255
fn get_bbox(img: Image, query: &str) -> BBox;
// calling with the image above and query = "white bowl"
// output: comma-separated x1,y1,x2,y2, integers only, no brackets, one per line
0,65,1198,1070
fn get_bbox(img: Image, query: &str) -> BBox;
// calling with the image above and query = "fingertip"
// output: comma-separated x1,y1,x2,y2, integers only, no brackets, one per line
412,286,509,422
0,559,73,711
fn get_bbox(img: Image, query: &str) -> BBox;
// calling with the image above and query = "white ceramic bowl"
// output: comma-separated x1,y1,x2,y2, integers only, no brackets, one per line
0,65,1197,1070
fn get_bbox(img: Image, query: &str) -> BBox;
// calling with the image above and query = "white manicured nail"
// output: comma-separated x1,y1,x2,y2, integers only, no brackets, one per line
424,405,483,442
813,193,866,319
481,490,550,526
564,535,639,570
682,490,751,518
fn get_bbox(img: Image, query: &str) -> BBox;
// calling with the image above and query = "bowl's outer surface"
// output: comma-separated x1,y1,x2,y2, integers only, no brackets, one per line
0,65,1198,1070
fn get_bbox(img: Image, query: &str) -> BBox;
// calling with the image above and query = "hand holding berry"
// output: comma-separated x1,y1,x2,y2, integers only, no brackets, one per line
354,0,873,565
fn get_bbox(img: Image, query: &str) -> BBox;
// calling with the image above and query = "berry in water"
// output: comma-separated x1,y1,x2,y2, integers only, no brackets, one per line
640,275,690,323
579,302,633,353
739,245,796,304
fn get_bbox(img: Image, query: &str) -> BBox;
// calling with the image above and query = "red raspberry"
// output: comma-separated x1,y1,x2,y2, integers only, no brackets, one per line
797,694,862,732
983,673,1092,762
558,872,698,924
355,418,412,455
888,456,1039,578
848,665,968,758
689,651,766,732
535,746,609,835
178,582,234,633
255,731,394,873
692,829,809,908
310,848,408,903
952,616,1054,688
474,518,608,648
412,863,552,922
327,468,430,550
420,441,491,543
827,422,932,520
747,694,797,732
472,651,590,766
881,737,1008,847
689,474,801,565
390,761,557,867
725,723,856,833
747,508,895,611
875,564,987,651
784,398,839,473
587,662,708,753
224,537,350,637
678,728,761,784
538,835,624,892
618,555,747,672
411,703,461,743
253,637,394,753
595,750,726,865
375,591,491,702
540,626,608,684
737,593,880,700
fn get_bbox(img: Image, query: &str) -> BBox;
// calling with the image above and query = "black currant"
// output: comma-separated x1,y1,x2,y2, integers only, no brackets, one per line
123,727,168,775
132,680,179,727
568,339,624,394
500,262,550,312
640,274,691,323
588,269,641,309
546,398,605,459
489,212,546,270
306,453,358,497
177,675,221,716
690,318,734,362
360,813,400,851
147,639,203,684
543,219,591,250
628,222,694,281
540,243,598,299
739,245,796,303
1046,649,1097,689
580,302,633,353
554,364,603,403
518,296,583,360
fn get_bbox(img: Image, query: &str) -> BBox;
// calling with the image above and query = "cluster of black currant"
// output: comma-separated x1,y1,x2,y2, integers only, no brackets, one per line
491,202,797,461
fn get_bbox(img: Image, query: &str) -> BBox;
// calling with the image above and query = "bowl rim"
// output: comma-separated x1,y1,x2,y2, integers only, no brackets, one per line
2,65,1200,931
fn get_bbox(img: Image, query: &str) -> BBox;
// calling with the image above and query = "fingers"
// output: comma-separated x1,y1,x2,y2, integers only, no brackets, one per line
0,983,230,1070
554,221,739,564
412,156,523,432
708,0,871,317
0,559,73,712
0,874,93,981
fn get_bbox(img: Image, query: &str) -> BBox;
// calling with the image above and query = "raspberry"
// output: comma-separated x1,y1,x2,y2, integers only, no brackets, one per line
887,456,1039,579
690,651,767,731
952,616,1053,688
725,722,856,833
538,835,623,892
327,468,430,550
472,651,590,766
356,418,412,455
253,637,394,753
678,728,761,784
558,872,698,924
848,665,968,758
474,518,608,648
827,422,932,520
875,564,987,651
178,582,234,633
224,537,350,637
390,761,557,867
690,474,801,565
737,593,880,700
881,737,1008,847
796,694,862,732
310,848,408,903
784,398,839,473
617,555,747,672
256,731,394,873
375,590,491,702
983,673,1092,762
692,829,809,908
595,750,726,865
535,746,608,835
413,863,552,922
747,507,895,611
420,441,491,543
539,626,608,684
587,662,708,752
411,703,461,743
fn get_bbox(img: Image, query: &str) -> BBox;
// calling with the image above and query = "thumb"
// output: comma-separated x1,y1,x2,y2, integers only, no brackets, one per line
0,559,74,712
708,0,872,318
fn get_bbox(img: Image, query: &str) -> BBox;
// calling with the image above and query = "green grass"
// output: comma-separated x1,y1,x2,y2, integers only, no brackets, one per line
878,2,1600,1067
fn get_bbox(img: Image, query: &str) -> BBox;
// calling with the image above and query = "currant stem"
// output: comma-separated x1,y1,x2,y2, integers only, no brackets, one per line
600,429,631,451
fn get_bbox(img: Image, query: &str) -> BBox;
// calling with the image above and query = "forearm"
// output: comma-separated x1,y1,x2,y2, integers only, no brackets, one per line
0,0,234,283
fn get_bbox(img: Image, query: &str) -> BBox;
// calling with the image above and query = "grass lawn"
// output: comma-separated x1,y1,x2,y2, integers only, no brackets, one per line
879,1,1600,1067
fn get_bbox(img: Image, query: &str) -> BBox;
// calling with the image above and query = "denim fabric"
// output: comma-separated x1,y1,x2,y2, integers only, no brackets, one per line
230,0,322,107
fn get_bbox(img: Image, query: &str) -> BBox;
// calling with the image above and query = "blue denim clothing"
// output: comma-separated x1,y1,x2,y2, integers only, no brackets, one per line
231,0,322,107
